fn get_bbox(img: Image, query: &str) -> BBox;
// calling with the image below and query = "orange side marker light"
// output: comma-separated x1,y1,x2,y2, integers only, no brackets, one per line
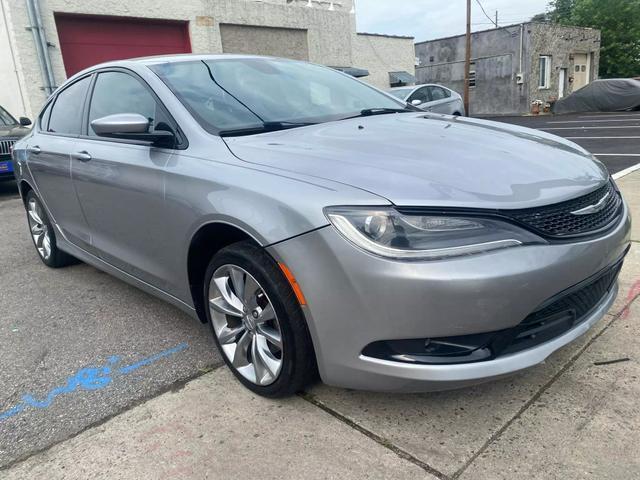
278,262,307,306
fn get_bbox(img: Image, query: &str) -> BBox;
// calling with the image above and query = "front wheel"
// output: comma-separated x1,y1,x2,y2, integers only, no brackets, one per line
204,241,317,397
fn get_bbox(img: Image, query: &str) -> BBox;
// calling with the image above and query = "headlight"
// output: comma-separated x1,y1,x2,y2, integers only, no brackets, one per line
324,207,544,260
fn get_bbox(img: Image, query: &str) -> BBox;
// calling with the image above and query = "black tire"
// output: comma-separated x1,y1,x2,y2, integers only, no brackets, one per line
204,240,317,397
25,190,77,268
453,111,462,116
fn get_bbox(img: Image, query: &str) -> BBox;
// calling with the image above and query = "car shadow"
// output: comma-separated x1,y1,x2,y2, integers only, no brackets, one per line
0,181,19,200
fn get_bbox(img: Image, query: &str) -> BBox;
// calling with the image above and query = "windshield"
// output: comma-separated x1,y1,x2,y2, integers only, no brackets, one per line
150,58,405,134
387,88,413,100
0,106,17,126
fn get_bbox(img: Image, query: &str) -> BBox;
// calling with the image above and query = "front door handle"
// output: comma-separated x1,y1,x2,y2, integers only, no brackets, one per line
27,146,41,154
72,151,92,162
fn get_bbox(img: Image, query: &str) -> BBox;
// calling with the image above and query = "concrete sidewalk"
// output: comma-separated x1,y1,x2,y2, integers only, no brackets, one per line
3,172,640,480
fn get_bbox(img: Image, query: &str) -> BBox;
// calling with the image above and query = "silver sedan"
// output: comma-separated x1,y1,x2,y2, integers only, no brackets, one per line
388,84,465,115
13,55,630,396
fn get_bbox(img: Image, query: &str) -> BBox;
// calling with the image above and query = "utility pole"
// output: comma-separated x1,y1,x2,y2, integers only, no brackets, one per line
495,10,498,28
464,0,471,116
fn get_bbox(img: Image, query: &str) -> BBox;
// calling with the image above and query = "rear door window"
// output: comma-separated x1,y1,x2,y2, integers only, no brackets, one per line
428,86,449,101
47,76,91,135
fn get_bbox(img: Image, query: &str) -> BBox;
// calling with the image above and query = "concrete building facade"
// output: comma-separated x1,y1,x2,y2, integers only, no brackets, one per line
415,22,601,116
352,33,416,90
0,0,415,118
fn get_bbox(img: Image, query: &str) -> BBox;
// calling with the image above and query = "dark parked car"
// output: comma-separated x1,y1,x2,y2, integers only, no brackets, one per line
0,105,31,180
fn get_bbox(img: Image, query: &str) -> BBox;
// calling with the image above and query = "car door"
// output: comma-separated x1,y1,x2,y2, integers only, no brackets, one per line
71,69,178,291
426,86,456,114
26,75,94,251
407,87,431,110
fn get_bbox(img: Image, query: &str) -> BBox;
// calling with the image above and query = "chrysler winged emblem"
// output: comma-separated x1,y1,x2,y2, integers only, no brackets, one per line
570,192,610,216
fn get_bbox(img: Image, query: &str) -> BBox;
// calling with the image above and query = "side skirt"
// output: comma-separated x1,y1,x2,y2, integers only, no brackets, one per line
54,226,199,321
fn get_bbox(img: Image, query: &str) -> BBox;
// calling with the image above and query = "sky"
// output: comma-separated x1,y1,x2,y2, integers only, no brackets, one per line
355,0,551,42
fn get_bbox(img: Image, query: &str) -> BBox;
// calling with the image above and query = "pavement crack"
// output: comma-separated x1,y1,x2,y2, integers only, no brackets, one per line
451,304,631,479
299,391,450,480
0,362,223,472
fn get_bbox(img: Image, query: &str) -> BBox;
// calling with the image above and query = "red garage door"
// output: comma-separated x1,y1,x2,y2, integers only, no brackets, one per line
55,14,191,77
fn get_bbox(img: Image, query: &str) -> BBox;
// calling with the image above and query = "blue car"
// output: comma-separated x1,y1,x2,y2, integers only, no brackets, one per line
0,105,31,180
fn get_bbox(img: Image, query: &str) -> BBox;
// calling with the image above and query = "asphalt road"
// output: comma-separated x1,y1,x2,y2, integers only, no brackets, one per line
486,111,640,176
0,182,220,467
1,111,638,468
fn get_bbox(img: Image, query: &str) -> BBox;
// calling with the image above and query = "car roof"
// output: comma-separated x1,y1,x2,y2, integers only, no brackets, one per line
134,53,285,65
63,54,320,86
387,84,453,99
83,53,298,70
389,84,448,91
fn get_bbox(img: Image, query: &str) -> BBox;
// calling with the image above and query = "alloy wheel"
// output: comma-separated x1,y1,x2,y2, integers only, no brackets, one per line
27,197,52,261
208,264,283,386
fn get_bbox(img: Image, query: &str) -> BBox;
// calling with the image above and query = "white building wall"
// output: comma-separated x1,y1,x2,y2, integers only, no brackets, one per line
3,0,414,116
4,0,357,115
0,0,30,117
352,33,416,90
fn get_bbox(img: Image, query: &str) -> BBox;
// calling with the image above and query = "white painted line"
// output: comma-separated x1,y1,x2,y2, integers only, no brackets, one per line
612,162,640,180
547,119,640,124
593,153,640,157
543,126,640,130
578,114,640,119
566,136,640,139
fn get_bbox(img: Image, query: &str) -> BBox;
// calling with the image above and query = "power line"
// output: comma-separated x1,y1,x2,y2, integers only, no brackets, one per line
472,19,530,25
474,0,497,27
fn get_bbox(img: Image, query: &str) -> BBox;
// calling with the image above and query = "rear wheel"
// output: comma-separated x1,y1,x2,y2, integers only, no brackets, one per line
25,191,77,268
204,241,316,397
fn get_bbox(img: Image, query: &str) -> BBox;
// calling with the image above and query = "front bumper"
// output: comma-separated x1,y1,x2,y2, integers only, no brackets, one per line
267,201,631,392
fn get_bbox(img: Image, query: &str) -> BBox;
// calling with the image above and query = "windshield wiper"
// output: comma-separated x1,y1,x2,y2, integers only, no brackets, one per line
340,107,415,121
360,107,414,116
263,121,316,129
219,121,316,137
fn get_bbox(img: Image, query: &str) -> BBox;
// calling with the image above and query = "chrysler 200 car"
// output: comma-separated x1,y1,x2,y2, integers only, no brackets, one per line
12,55,630,397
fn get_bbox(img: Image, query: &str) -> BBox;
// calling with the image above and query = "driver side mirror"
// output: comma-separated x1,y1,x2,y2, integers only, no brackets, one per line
90,113,175,147
410,99,423,106
19,117,32,126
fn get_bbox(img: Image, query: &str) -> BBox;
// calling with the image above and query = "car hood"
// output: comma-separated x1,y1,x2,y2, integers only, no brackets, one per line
0,124,30,138
223,113,609,209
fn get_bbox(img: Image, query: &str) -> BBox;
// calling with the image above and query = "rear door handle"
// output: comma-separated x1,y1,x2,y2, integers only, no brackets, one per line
72,151,92,162
27,146,41,154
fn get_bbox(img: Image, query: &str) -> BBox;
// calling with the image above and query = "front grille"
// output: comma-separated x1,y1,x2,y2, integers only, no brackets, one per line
504,181,622,238
0,139,16,158
396,180,624,240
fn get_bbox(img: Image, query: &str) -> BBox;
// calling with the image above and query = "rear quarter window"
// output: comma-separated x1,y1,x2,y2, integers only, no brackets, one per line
39,101,53,131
